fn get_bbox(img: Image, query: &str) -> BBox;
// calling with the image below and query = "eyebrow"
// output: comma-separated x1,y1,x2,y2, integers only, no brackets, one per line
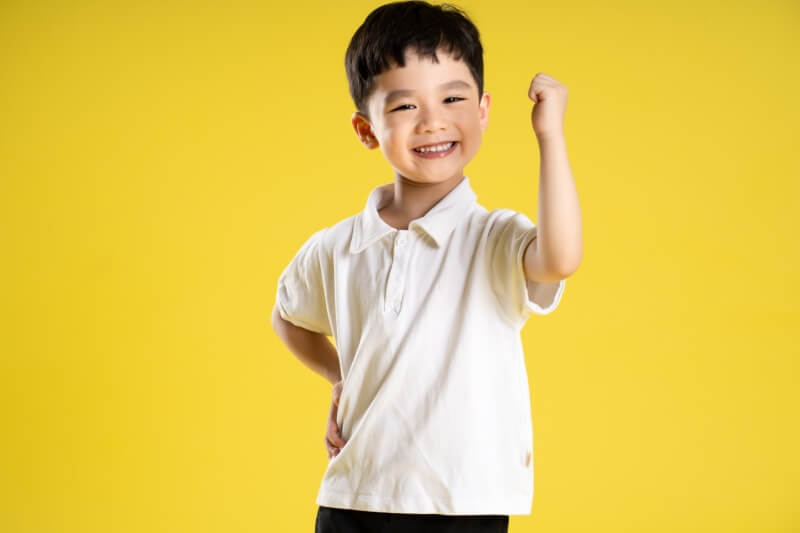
383,80,473,105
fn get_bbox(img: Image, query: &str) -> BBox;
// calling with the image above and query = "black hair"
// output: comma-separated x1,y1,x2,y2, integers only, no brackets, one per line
344,1,484,122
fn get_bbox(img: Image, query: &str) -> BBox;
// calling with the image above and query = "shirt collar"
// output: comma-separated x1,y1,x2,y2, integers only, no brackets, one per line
349,175,478,254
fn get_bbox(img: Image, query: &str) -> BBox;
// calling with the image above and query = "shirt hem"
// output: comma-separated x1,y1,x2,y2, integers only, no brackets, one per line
316,488,533,516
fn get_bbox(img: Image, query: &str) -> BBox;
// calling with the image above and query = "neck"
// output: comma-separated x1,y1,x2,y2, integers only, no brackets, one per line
387,173,466,223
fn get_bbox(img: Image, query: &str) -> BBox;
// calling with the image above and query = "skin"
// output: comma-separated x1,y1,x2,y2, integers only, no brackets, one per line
315,47,582,459
524,72,583,283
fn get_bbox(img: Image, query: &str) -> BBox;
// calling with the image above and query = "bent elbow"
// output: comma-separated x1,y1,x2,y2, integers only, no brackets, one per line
555,258,581,279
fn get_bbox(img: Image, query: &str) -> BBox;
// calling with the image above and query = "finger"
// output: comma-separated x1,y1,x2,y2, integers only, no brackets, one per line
325,436,340,457
329,403,346,447
333,385,342,406
328,403,344,445
328,423,346,447
333,433,345,447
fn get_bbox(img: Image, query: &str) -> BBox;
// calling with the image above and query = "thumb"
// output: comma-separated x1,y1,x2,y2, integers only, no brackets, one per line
332,381,343,406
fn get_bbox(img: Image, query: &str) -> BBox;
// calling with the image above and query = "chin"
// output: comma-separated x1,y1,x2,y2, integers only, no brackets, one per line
403,174,449,184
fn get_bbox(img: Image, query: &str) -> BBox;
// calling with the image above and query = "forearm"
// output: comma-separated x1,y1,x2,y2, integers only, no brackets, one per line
536,132,583,275
272,305,342,385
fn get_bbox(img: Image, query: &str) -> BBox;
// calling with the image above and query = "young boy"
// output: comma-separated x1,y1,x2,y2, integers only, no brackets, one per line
272,1,582,531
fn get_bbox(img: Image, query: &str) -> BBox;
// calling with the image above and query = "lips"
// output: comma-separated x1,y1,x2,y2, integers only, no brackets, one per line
411,141,458,159
412,140,458,150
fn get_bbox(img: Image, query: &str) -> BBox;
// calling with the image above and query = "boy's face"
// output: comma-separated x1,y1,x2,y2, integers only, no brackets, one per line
352,46,490,185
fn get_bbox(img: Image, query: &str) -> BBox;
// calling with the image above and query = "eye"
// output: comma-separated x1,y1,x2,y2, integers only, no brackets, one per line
390,97,466,112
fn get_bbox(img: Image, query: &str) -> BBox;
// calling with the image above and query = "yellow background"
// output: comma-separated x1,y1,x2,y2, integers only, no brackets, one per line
1,0,798,531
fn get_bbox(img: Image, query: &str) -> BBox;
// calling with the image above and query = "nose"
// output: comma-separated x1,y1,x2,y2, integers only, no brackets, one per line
416,105,447,134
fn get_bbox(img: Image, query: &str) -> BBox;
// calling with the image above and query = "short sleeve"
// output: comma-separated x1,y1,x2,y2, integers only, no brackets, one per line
487,210,566,327
275,228,333,336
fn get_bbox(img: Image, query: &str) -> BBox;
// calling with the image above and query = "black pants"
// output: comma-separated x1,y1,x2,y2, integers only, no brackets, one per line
315,505,509,533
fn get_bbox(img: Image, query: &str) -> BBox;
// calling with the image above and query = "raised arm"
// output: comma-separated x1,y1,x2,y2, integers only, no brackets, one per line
523,72,583,282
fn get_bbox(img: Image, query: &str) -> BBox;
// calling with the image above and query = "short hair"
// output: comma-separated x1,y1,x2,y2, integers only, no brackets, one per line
345,1,484,122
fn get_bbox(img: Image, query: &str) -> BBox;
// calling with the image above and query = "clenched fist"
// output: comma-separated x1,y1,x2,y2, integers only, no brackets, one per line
528,72,568,140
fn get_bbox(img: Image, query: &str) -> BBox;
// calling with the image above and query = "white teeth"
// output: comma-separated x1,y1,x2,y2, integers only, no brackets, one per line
414,142,454,153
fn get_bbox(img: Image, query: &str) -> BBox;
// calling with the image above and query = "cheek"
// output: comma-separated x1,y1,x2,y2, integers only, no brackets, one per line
460,132,482,159
383,126,410,152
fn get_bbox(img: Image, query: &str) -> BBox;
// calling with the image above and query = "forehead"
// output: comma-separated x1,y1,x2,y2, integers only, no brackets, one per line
367,47,474,106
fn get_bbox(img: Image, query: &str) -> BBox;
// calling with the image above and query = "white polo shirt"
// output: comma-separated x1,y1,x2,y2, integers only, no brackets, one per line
276,176,566,516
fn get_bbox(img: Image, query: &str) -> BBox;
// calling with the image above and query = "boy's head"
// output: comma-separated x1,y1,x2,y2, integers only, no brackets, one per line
345,1,490,185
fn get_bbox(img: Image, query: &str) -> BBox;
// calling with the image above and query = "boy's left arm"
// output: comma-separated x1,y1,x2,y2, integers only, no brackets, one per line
523,72,583,283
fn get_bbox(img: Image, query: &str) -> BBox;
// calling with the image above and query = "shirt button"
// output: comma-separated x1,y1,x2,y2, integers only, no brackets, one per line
397,236,406,246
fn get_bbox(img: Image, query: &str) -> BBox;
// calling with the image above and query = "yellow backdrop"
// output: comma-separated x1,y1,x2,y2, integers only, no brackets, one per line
1,1,797,531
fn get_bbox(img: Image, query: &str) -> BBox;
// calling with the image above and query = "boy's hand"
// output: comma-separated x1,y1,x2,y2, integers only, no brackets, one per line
528,72,568,140
325,380,347,459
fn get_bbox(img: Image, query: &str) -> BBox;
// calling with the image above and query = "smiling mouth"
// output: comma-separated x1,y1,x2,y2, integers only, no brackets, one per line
411,141,458,157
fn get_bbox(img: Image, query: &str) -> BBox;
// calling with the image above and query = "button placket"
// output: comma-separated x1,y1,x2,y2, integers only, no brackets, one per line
385,230,409,314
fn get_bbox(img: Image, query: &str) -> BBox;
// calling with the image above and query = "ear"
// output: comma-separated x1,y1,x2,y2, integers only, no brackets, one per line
478,91,490,132
351,111,378,149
